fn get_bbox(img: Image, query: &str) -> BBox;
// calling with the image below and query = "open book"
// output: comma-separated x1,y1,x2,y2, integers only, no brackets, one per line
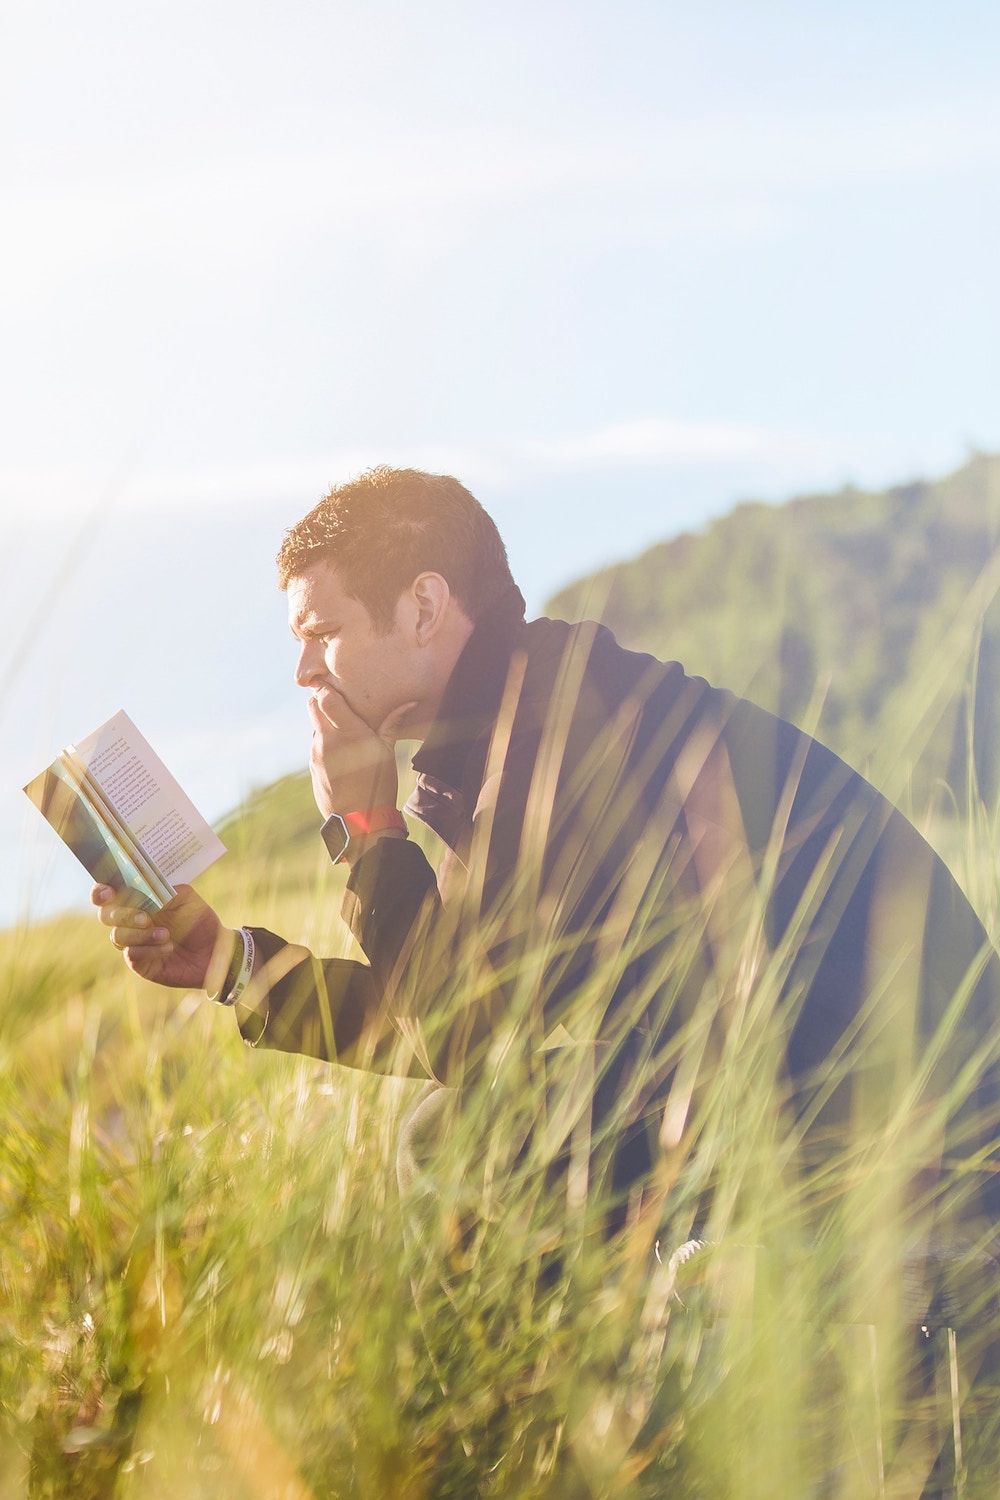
24,710,226,912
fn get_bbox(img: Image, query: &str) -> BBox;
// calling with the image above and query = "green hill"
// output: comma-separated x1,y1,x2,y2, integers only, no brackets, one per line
546,452,1000,826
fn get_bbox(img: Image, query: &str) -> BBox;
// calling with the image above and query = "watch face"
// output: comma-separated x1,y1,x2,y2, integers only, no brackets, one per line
320,812,350,864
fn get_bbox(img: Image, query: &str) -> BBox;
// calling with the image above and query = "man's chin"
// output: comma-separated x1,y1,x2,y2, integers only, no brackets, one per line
346,697,399,737
385,716,422,745
347,700,384,734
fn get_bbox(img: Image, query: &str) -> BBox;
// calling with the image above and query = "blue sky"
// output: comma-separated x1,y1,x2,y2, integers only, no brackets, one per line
3,0,1000,924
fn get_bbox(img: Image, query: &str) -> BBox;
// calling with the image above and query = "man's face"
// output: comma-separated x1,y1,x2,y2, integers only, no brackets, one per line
287,563,426,734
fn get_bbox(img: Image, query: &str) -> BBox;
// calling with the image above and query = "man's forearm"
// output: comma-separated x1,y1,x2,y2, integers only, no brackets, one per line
233,930,411,1069
223,837,441,1076
341,836,442,992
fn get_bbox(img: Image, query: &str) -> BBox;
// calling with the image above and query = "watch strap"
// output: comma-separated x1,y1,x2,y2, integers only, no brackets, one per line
321,806,407,864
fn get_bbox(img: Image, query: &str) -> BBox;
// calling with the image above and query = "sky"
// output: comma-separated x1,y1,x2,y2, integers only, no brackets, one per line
3,0,1000,926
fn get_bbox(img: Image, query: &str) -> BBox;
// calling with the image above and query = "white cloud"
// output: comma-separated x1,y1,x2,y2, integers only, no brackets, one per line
4,100,999,306
520,418,826,469
0,418,826,521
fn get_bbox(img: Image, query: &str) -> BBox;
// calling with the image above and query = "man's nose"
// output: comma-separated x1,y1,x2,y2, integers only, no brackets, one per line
294,642,324,688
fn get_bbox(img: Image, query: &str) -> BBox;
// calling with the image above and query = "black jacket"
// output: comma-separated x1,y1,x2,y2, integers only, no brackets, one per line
241,596,1000,1222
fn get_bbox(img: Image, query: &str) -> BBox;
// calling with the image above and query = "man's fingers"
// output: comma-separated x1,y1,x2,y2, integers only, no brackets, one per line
378,701,418,741
90,883,116,907
110,922,169,949
123,941,174,972
309,687,416,741
310,684,368,733
99,903,150,930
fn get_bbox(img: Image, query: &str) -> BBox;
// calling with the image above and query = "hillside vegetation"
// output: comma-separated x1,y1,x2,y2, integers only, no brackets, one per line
548,452,1000,827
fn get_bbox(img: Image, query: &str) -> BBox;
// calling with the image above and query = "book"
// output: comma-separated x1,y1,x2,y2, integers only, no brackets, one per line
23,710,226,912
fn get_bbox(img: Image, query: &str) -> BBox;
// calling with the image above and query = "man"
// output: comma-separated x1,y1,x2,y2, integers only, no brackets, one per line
94,466,1000,1244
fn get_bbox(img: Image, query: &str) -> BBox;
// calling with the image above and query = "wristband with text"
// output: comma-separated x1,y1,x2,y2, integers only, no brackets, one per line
211,926,256,1006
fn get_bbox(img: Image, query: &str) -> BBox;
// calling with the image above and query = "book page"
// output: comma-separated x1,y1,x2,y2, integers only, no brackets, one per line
22,762,169,912
71,711,226,886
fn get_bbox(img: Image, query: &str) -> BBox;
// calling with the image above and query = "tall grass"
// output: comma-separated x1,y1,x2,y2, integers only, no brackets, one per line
3,627,1000,1497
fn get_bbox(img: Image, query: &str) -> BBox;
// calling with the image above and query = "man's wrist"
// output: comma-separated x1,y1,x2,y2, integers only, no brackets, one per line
321,807,408,866
208,927,256,1005
205,928,242,999
340,825,408,867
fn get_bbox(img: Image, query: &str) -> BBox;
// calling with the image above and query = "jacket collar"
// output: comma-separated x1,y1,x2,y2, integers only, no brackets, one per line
411,585,526,797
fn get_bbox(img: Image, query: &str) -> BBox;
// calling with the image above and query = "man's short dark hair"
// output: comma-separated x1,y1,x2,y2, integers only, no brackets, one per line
276,467,518,630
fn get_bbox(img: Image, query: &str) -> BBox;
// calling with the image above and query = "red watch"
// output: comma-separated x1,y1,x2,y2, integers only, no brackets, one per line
320,806,408,865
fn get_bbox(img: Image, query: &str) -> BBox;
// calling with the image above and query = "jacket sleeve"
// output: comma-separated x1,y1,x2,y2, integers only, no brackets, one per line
233,837,441,1075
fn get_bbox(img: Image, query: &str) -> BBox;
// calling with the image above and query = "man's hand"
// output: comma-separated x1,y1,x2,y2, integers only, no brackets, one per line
92,883,237,992
307,686,415,820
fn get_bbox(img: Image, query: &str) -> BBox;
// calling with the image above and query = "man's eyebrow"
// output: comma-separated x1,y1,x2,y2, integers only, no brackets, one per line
290,618,337,639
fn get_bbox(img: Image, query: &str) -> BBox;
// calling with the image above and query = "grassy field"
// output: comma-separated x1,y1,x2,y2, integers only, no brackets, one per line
3,750,1000,1499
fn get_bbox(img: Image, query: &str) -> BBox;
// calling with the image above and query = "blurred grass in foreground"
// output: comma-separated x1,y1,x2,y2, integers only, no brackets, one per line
4,649,1000,1497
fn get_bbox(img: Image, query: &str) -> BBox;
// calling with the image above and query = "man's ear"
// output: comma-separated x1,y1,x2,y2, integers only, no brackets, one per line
410,572,451,645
